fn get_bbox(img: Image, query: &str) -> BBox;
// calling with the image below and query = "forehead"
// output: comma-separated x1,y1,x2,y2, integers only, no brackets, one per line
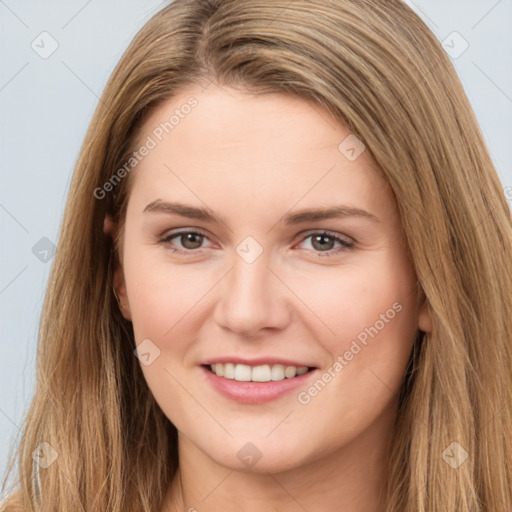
141,86,355,149
127,85,394,222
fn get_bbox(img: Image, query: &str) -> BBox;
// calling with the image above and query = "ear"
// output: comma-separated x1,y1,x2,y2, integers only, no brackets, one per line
104,213,132,322
417,289,432,333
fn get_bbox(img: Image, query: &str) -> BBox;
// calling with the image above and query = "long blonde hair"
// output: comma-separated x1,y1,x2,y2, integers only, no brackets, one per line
2,1,511,510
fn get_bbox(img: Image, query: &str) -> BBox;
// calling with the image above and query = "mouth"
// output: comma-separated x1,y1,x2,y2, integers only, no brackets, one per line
203,363,317,382
200,362,319,404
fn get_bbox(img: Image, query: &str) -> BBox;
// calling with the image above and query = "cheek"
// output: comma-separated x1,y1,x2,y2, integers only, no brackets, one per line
123,247,211,342
302,253,419,393
122,251,211,427
292,263,418,436
305,258,416,345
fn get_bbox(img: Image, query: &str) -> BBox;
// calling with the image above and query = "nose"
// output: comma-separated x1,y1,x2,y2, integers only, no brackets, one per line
213,252,291,338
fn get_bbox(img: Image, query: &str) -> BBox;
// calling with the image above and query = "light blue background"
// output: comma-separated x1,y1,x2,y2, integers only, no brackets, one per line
1,0,511,489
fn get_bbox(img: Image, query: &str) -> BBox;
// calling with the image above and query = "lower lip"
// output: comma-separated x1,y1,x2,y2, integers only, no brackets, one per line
201,365,317,405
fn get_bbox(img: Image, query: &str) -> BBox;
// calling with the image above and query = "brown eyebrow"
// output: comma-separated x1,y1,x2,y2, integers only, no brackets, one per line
282,206,380,224
143,200,380,225
143,200,223,223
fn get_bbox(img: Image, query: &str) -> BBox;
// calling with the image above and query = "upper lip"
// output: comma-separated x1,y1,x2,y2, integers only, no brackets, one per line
201,357,317,368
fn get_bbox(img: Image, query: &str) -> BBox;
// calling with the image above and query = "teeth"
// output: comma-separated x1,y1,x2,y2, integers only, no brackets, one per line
209,363,310,382
271,364,285,381
224,363,235,379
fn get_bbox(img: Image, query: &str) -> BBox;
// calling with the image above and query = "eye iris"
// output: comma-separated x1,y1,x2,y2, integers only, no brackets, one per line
312,234,334,251
181,233,203,249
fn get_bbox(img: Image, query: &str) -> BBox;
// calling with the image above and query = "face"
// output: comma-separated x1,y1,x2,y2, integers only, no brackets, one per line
110,85,431,473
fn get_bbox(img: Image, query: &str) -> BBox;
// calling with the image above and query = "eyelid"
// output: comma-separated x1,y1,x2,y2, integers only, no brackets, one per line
294,229,354,245
159,227,355,255
159,227,215,246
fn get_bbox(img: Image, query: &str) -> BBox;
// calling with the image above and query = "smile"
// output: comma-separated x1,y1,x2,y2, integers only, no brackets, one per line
208,362,311,382
201,362,318,404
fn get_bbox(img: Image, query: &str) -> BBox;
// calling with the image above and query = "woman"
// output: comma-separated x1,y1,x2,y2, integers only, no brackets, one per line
2,0,511,511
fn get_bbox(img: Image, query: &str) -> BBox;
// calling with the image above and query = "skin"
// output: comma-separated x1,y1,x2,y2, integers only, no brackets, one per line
105,84,431,512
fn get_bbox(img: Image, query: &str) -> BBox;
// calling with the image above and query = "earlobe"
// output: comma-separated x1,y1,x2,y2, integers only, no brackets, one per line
105,213,132,321
113,261,132,321
418,296,432,333
103,213,116,238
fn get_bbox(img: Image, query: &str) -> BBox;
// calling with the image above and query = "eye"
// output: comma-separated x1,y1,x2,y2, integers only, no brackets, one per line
296,231,354,257
159,229,213,255
159,229,355,258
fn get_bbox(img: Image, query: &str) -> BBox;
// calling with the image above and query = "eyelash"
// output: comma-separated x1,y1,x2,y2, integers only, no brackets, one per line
159,229,355,258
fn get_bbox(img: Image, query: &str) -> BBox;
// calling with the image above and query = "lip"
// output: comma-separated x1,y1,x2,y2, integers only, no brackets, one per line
202,356,316,367
200,364,319,405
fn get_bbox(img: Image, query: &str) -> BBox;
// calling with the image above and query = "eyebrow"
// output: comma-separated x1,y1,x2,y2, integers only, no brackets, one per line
143,199,381,225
